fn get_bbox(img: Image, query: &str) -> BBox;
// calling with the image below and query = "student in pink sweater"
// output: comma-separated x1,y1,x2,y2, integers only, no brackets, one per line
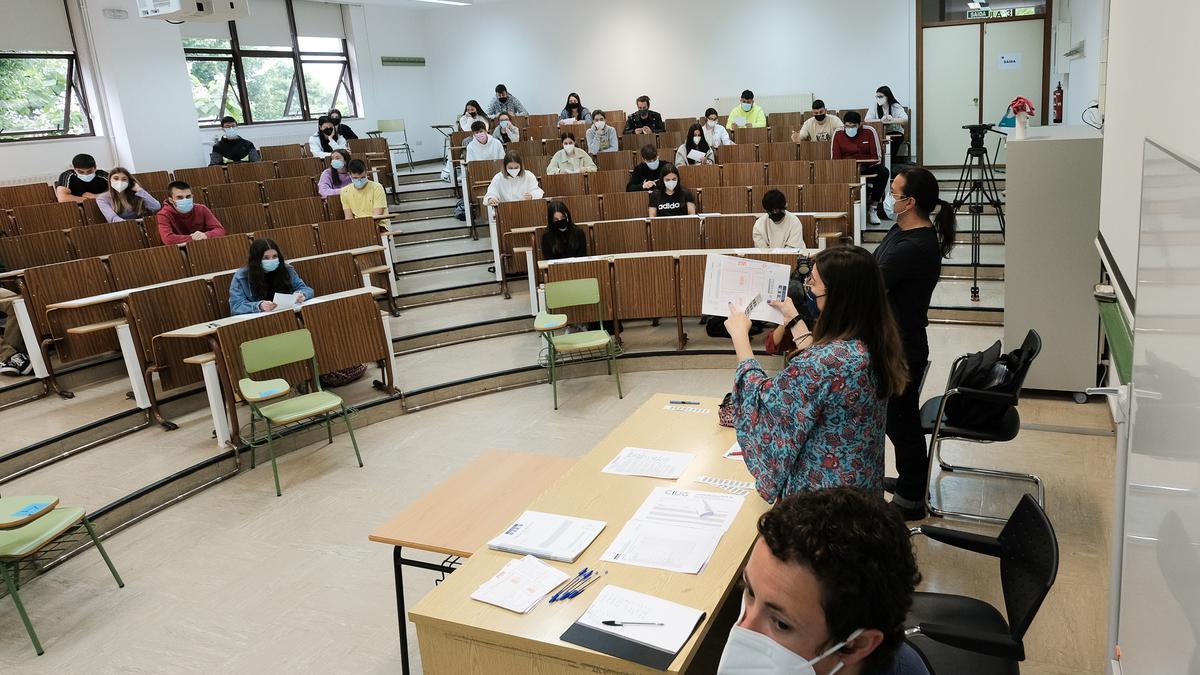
156,181,227,245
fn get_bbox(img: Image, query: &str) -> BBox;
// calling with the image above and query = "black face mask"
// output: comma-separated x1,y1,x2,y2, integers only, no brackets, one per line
814,114,826,122
498,95,508,102
554,219,571,230
322,127,335,136
330,117,341,125
769,211,786,223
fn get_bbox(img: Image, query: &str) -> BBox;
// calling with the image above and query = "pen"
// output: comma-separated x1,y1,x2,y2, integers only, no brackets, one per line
563,570,606,600
602,621,664,626
670,400,700,405
550,569,591,603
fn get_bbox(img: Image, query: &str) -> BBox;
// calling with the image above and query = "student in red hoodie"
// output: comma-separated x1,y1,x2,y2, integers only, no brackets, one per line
156,181,227,245
832,111,890,225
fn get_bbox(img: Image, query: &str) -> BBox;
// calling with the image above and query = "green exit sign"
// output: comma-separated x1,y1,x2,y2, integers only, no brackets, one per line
967,9,989,18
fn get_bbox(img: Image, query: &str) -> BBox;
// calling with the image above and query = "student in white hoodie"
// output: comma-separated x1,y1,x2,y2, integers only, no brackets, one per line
484,152,544,225
752,189,808,249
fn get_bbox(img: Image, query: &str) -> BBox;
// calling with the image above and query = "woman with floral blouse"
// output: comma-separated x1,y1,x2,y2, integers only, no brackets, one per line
723,246,910,502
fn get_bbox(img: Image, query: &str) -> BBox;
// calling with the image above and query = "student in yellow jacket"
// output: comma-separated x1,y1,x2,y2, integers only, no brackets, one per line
727,89,767,129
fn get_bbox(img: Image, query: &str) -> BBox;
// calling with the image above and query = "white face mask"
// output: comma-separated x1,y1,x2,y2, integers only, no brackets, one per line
663,179,678,190
110,179,129,192
563,143,575,154
717,601,864,675
506,167,521,177
876,95,888,105
693,135,702,144
706,119,717,129
645,159,660,170
594,120,606,130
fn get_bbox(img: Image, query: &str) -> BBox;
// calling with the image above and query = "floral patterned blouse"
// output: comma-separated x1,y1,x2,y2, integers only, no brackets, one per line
733,339,886,502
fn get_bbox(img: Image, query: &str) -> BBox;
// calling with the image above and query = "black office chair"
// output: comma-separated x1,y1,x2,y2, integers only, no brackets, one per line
920,329,1043,523
905,493,1059,674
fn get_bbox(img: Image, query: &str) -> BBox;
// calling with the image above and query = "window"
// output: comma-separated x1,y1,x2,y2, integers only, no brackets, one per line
181,0,357,127
0,0,94,142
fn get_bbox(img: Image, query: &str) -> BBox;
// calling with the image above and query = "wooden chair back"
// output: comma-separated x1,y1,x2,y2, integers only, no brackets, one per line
600,191,649,220
263,176,318,202
126,279,218,391
588,169,631,195
269,197,327,228
185,234,249,275
594,151,635,172
797,141,832,161
619,134,651,152
592,219,649,255
260,144,305,161
768,160,814,185
721,162,767,187
301,292,392,384
0,183,56,210
767,112,804,132
0,231,74,270
730,127,769,145
701,214,757,248
174,166,228,188
275,157,324,179
226,162,277,183
215,311,307,389
648,215,702,251
557,195,601,225
80,199,109,224
26,258,122,363
213,204,270,235
289,252,363,296
204,181,264,209
10,202,86,234
664,117,697,133
132,171,172,192
251,224,319,259
813,159,859,184
698,186,751,215
540,173,586,198
760,142,799,163
108,245,190,290
211,271,235,317
543,259,613,325
69,220,146,259
678,164,721,189
614,256,676,320
804,183,855,213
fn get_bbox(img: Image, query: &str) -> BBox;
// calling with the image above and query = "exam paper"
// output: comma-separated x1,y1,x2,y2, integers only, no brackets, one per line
576,585,705,654
686,148,708,163
487,510,607,562
631,487,744,532
272,292,297,310
602,447,695,480
470,555,569,614
701,254,790,323
599,520,724,574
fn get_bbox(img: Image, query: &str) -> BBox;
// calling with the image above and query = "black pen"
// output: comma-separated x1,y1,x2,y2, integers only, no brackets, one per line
602,620,664,626
670,400,700,405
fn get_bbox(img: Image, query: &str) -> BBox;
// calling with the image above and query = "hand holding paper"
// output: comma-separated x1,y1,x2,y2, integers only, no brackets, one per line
702,254,790,323
272,292,297,310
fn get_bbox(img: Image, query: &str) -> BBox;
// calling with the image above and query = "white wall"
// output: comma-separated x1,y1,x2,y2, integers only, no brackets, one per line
1051,0,1104,125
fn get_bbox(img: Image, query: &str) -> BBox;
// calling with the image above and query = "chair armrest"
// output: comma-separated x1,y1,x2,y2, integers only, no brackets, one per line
66,319,126,335
239,377,291,403
911,622,1024,660
534,311,568,332
910,525,1001,557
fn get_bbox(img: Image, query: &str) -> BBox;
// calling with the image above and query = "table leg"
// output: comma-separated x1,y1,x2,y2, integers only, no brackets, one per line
115,323,150,410
525,250,538,315
11,299,48,379
394,546,411,675
201,360,231,448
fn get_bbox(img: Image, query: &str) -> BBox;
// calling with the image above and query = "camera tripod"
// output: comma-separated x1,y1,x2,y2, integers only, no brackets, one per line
951,124,1007,302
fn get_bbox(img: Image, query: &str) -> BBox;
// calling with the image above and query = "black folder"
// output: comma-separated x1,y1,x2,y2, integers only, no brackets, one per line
560,612,707,671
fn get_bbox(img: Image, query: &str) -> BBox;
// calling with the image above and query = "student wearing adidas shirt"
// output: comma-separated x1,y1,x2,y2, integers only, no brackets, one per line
647,164,695,217
545,132,597,174
792,99,844,142
832,111,890,224
586,110,619,153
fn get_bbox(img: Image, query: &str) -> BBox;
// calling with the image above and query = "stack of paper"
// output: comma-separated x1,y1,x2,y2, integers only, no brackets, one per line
576,585,706,655
470,555,569,614
602,447,695,480
488,510,606,563
601,487,744,574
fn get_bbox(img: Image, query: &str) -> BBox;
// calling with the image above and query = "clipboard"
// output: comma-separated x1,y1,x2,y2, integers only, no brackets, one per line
560,612,707,671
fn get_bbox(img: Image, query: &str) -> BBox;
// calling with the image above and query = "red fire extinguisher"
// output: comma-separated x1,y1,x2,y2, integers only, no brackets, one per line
1053,82,1064,124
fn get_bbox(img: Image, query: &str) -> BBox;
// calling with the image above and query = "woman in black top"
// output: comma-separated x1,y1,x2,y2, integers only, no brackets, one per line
541,201,588,260
648,163,696,217
874,166,956,520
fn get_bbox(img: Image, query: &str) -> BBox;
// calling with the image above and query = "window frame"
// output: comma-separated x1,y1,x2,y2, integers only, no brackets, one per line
182,0,358,128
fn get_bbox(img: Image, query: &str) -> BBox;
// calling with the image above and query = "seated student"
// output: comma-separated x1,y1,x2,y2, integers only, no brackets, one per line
627,144,665,192
865,85,909,157
208,116,261,165
723,246,908,499
792,99,844,142
486,84,529,117
717,486,927,675
157,181,226,245
833,111,890,224
624,95,665,135
546,132,597,175
727,89,767,129
228,238,315,315
96,167,160,223
648,164,696,217
752,189,807,249
0,290,31,377
459,100,490,132
541,201,588,261
328,108,358,140
702,108,735,148
586,110,619,154
675,123,715,166
483,152,544,225
557,93,590,127
465,121,506,162
318,149,354,197
340,159,389,226
492,112,520,143
309,115,350,159
55,154,109,203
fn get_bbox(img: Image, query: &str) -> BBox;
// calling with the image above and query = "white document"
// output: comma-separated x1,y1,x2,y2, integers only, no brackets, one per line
272,292,297,310
602,447,695,480
599,520,723,574
576,585,705,655
631,487,744,533
723,441,743,460
686,148,708,163
731,116,747,127
470,555,569,614
701,254,790,323
487,510,606,563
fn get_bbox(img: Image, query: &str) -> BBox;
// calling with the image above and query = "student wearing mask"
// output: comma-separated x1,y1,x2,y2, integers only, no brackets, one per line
486,84,529,117
55,154,109,203
228,238,315,315
647,164,696,217
724,246,908,500
309,115,349,159
209,116,261,165
327,108,358,140
340,159,389,226
792,99,844,142
865,85,908,137
752,189,806,249
586,110,619,154
318,149,354,197
546,132,597,175
492,113,520,143
96,167,160,223
465,121,506,162
675,123,715,166
459,100,490,132
876,167,956,521
627,144,665,192
557,93,590,127
541,201,588,261
832,111,889,224
483,153,544,225
157,181,226,245
702,108,735,148
717,487,927,675
727,89,767,129
623,95,665,135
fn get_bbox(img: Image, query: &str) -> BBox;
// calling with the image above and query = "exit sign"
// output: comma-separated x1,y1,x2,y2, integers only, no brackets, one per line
967,9,989,18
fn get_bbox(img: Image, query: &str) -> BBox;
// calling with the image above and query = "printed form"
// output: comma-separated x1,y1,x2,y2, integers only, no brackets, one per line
701,254,790,323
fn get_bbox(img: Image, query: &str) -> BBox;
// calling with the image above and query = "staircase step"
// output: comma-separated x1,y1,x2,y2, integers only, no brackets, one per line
396,186,456,202
394,315,534,354
395,170,444,186
396,250,494,274
394,263,501,307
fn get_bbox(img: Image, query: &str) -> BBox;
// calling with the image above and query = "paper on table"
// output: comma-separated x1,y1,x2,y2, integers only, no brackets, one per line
602,447,695,480
487,510,607,563
686,148,708,162
694,475,755,496
272,292,297,310
470,555,569,614
576,585,705,655
631,486,744,532
600,520,723,574
701,254,789,323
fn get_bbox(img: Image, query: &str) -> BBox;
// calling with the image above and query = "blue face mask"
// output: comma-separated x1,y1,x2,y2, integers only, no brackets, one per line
845,127,859,138
331,159,345,170
499,120,510,128
224,128,239,140
261,257,280,273
741,102,753,112
805,287,822,322
352,177,368,189
174,197,194,213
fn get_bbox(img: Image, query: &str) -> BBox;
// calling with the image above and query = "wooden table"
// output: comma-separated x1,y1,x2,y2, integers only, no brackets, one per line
369,450,576,675
408,394,766,674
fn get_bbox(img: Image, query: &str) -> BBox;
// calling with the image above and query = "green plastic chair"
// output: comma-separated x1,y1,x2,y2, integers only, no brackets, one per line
238,329,364,496
535,278,623,410
0,496,124,655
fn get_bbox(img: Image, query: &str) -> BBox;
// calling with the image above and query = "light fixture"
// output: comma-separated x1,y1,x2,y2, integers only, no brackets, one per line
413,0,472,5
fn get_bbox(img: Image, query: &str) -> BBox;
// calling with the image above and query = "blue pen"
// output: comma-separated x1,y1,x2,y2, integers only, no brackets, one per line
549,568,590,603
563,571,607,600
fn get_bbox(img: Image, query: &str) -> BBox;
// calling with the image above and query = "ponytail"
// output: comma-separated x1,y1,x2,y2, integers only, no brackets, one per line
897,167,957,258
933,198,957,257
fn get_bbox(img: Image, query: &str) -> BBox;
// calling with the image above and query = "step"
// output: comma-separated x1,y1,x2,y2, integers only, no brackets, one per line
396,185,455,202
394,315,534,355
395,250,494,274
392,290,533,339
394,263,501,307
931,278,1004,311
393,238,496,274
0,375,136,454
394,169,444,186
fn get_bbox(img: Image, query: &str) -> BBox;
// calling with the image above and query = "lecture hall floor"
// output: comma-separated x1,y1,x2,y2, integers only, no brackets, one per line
0,321,1114,674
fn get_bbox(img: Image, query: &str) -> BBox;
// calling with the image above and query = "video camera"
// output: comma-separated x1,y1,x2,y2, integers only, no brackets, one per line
962,123,1005,150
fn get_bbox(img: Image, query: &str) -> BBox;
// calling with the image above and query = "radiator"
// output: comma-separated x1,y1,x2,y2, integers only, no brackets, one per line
254,133,310,147
0,173,57,187
713,93,814,116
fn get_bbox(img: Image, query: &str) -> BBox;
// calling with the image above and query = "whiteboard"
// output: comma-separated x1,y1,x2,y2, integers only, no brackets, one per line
1115,139,1200,673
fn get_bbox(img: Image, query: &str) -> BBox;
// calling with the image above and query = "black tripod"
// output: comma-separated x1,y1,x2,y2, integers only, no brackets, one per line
951,124,1007,302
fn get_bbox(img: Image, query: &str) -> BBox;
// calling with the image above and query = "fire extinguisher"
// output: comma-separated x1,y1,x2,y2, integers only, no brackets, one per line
1053,82,1064,124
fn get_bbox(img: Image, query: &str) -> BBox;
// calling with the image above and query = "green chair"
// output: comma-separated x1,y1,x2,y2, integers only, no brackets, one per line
0,496,124,655
535,278,623,410
239,328,364,496
368,118,415,171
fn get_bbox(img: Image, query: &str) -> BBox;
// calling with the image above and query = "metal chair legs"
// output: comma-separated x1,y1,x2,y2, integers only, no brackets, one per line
925,434,1045,524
